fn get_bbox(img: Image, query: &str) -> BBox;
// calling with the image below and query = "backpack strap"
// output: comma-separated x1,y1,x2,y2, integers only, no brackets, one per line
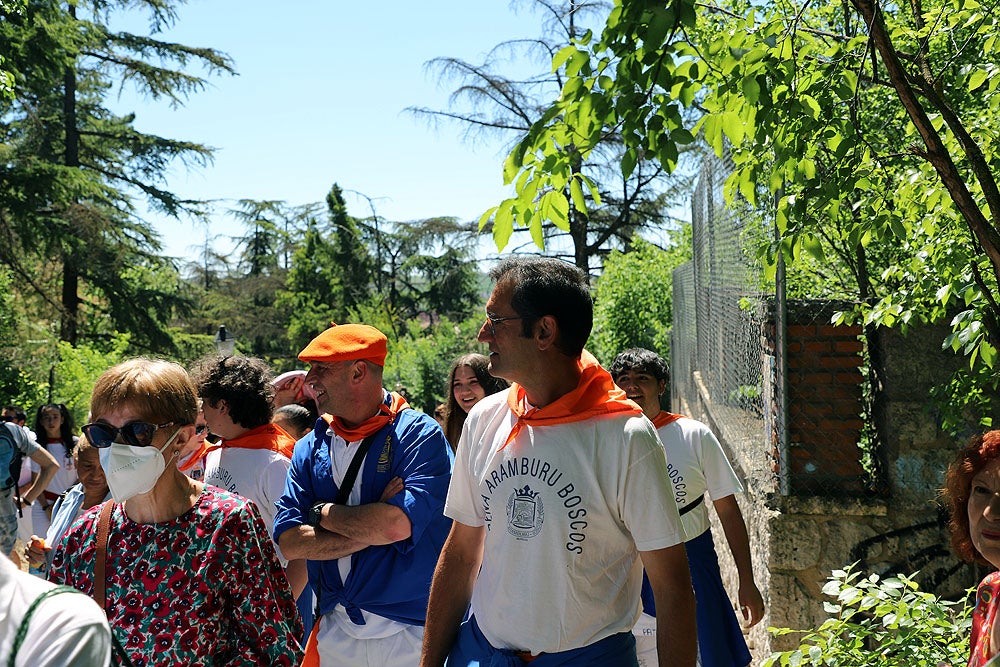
8,585,82,667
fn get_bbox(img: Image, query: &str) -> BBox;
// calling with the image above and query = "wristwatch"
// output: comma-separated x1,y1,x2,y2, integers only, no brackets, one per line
309,501,329,527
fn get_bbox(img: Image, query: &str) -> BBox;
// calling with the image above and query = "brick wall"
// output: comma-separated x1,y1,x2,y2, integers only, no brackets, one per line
785,320,866,495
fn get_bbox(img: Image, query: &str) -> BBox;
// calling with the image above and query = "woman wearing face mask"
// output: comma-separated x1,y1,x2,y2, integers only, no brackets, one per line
48,358,303,666
442,353,509,451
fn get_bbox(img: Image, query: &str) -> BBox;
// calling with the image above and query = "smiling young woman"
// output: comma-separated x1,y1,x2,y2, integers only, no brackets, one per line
442,354,508,451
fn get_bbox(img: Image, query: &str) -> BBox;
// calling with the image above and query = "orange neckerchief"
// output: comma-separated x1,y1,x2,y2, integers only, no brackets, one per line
178,423,296,472
221,423,296,459
652,411,684,429
322,391,409,443
178,437,213,472
501,353,641,450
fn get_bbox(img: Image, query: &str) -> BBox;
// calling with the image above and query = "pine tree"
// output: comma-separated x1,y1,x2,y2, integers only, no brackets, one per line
0,0,235,350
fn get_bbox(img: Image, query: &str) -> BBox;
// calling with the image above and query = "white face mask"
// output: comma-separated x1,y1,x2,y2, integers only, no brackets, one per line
99,427,182,502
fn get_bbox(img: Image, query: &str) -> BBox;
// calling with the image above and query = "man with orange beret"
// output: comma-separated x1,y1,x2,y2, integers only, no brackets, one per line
274,323,453,667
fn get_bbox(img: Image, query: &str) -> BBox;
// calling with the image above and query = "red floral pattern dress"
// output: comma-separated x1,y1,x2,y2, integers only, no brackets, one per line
49,487,303,666
970,571,1000,667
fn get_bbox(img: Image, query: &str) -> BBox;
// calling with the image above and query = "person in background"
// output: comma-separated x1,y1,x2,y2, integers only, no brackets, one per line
50,358,303,666
275,323,453,667
610,348,764,667
272,401,320,639
193,354,307,599
0,552,111,666
442,353,508,451
420,256,696,667
5,405,39,566
273,370,308,408
1,421,58,559
274,404,315,440
177,403,212,481
26,439,111,574
946,430,1000,667
433,404,447,431
29,404,78,536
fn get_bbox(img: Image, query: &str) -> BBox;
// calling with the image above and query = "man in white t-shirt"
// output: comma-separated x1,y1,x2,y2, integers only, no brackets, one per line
193,355,307,599
0,552,111,666
611,348,764,667
420,257,697,667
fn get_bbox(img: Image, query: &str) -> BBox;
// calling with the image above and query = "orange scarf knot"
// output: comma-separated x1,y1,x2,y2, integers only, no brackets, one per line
322,391,410,442
501,352,641,450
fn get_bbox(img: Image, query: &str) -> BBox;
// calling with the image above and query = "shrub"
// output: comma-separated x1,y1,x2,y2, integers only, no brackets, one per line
764,566,972,667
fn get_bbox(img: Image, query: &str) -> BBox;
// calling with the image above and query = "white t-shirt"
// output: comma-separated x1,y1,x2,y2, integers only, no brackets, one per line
203,447,290,560
0,554,111,667
322,427,410,641
29,440,77,495
656,416,742,541
446,390,684,654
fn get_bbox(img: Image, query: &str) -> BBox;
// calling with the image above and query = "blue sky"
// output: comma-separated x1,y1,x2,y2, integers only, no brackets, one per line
109,1,552,260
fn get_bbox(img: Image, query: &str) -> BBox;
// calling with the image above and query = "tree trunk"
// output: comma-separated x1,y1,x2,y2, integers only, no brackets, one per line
60,32,80,345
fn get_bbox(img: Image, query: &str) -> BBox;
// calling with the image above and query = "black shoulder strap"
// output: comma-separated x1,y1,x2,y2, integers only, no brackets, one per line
333,428,383,506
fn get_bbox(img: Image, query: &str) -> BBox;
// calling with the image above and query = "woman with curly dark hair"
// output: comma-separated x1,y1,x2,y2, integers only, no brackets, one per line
29,403,78,536
946,430,1000,667
443,354,508,451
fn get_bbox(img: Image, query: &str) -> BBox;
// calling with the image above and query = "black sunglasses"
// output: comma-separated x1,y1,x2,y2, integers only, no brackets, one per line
82,421,175,448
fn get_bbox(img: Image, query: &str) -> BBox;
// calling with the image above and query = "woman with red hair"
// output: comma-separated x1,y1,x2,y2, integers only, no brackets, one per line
946,430,1000,667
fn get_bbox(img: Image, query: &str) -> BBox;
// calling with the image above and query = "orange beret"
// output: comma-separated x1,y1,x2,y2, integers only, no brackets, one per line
298,323,388,366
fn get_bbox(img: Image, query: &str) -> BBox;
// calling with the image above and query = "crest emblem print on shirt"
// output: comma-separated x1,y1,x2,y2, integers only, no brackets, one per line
506,485,543,539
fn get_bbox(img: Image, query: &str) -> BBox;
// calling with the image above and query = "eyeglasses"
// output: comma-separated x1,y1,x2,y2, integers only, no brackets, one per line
82,421,175,448
485,314,525,337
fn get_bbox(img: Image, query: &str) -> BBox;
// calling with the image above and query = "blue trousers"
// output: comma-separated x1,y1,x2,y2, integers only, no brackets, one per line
447,614,639,667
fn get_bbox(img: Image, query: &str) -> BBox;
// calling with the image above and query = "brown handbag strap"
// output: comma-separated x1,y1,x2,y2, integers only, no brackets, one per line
94,500,114,611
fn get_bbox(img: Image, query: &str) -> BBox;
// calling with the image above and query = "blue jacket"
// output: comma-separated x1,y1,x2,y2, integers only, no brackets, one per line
273,399,453,626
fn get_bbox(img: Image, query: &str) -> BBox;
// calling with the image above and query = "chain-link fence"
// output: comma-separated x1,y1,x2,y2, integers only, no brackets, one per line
674,153,877,497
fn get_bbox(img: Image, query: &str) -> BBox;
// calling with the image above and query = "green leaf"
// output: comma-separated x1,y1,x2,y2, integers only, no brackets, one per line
478,206,498,232
742,75,761,103
968,69,989,92
570,177,587,213
541,190,569,231
492,202,514,251
721,111,745,145
622,148,638,178
551,45,578,73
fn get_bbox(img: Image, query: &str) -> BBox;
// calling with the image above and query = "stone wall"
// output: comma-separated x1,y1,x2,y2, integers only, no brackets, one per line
679,319,989,663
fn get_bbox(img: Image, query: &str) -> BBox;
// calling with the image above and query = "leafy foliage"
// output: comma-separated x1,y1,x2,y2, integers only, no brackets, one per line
764,566,971,667
497,0,1000,420
590,234,689,364
413,0,692,272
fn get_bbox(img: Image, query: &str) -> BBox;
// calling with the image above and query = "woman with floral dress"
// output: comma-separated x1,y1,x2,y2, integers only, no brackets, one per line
49,358,303,666
946,430,1000,667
